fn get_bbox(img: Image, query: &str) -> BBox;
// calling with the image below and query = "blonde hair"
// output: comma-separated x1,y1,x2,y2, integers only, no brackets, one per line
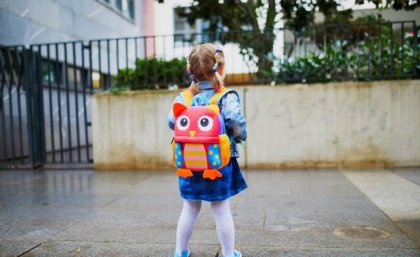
187,43,225,95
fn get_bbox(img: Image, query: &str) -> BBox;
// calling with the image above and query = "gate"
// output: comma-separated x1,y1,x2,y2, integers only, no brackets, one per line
0,42,94,169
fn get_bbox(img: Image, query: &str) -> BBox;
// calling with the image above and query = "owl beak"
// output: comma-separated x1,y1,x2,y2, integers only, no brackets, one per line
189,131,196,137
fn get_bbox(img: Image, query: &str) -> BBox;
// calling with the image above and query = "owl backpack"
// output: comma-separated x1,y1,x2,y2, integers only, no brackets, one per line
172,88,237,180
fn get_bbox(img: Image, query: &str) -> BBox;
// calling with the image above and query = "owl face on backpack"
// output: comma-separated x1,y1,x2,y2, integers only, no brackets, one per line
174,104,222,143
172,94,231,180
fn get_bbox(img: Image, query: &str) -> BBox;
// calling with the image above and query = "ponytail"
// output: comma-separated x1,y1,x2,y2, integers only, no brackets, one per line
186,43,226,94
214,48,225,91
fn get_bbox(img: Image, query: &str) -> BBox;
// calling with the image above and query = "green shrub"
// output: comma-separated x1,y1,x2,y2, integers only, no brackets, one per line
273,31,419,83
115,57,188,90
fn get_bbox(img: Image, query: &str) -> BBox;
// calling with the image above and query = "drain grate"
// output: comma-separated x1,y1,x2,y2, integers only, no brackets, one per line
333,226,391,241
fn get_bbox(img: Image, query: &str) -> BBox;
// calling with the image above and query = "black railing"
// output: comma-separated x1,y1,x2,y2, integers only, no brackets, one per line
1,43,93,169
0,21,418,169
105,21,418,89
0,46,27,167
29,41,93,166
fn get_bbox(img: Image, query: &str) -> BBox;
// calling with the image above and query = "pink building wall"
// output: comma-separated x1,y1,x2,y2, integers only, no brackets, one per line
143,0,155,56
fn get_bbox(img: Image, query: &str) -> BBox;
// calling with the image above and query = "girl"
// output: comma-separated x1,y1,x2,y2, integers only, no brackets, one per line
168,43,247,257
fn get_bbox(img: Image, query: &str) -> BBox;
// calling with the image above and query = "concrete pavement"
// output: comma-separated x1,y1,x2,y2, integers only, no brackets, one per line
0,168,419,257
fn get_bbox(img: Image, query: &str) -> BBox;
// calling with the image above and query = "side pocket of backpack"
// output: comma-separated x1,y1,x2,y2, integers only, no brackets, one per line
219,134,231,168
171,138,175,166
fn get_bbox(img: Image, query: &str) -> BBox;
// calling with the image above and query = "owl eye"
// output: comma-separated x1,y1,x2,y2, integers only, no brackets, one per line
198,115,213,132
176,115,190,131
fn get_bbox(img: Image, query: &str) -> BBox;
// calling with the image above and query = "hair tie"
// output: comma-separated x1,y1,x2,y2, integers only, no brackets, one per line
214,49,222,73
213,62,219,73
188,71,197,82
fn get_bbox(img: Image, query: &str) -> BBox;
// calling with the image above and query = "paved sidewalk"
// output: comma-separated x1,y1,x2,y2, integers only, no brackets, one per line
0,168,419,257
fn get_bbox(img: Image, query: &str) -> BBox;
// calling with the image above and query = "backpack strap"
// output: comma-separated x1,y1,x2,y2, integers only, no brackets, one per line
210,88,239,143
209,88,239,105
178,90,194,106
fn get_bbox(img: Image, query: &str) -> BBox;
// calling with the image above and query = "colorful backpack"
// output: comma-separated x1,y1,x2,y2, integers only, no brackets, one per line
172,88,237,180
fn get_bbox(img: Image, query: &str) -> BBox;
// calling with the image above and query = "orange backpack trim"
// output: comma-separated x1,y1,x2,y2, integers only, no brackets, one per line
209,88,232,105
179,90,194,107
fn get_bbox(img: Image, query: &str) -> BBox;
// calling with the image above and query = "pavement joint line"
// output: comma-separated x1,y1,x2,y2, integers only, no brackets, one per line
50,228,412,234
262,209,267,230
41,239,221,246
39,239,414,249
51,225,76,237
101,196,123,207
237,245,420,250
26,240,420,251
17,242,42,257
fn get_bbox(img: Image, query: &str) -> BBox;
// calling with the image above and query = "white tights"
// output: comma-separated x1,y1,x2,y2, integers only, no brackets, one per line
175,199,235,257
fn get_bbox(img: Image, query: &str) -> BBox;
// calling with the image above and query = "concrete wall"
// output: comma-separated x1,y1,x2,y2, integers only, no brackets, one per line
92,80,420,170
92,90,176,170
245,81,420,168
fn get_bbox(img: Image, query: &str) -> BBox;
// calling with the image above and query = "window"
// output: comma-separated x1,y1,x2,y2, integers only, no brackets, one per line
128,0,135,20
173,8,213,44
99,0,135,21
174,9,198,43
116,0,122,11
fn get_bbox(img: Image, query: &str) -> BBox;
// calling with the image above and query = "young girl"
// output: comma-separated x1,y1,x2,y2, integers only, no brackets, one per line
168,43,247,257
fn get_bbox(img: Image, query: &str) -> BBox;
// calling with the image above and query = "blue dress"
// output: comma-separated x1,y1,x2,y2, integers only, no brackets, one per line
168,81,248,202
179,158,247,202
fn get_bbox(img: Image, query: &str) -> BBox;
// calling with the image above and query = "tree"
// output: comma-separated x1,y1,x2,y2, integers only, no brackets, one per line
156,0,418,78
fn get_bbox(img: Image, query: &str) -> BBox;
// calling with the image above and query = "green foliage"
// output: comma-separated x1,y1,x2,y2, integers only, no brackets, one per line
272,31,419,83
114,57,188,90
108,83,129,94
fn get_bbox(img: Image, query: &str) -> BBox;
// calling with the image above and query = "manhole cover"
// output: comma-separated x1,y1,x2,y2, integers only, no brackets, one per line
333,226,390,241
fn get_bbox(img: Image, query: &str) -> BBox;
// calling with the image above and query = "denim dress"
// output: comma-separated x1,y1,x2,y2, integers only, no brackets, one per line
168,81,248,202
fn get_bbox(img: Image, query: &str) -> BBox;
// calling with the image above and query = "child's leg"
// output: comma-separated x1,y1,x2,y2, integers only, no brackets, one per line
211,199,235,257
175,199,202,253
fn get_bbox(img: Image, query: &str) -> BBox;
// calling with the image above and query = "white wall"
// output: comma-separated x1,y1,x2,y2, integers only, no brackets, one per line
315,6,420,25
353,8,420,24
92,80,420,170
0,0,144,46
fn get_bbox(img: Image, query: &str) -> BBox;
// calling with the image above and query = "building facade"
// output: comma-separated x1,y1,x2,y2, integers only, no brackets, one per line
0,0,152,46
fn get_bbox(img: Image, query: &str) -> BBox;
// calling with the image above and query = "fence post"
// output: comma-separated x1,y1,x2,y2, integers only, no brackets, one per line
415,22,419,78
23,47,46,169
32,48,46,166
23,48,36,168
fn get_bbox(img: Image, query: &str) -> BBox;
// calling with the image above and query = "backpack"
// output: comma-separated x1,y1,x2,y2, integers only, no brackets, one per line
171,88,237,180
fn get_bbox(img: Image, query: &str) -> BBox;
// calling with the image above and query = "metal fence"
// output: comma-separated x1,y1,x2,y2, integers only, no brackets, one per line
105,20,419,90
0,20,418,169
0,43,94,169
